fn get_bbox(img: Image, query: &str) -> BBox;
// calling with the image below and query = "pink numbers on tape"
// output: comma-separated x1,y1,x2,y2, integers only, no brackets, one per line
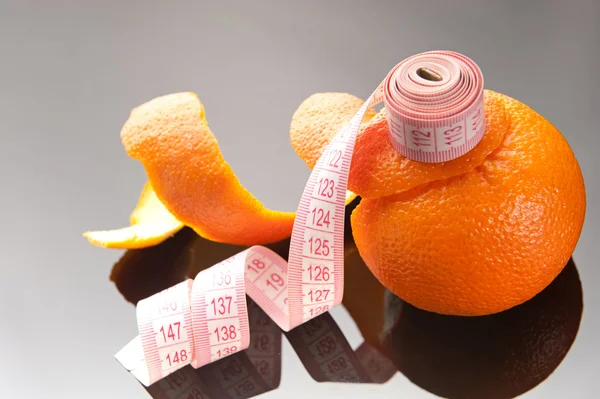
116,50,485,386
137,300,395,399
383,51,485,162
136,280,196,384
142,300,282,399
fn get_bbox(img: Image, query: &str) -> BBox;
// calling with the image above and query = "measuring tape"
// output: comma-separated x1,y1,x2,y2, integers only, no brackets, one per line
137,300,282,399
384,51,485,162
115,50,485,386
132,300,396,399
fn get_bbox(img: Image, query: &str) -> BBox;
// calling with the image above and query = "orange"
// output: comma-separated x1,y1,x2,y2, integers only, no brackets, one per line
290,90,586,316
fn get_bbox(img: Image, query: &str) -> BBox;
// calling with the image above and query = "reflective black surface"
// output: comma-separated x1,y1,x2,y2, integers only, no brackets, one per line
382,259,582,399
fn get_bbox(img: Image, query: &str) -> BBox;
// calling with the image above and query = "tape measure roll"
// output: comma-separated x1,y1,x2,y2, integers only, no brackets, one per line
383,51,485,162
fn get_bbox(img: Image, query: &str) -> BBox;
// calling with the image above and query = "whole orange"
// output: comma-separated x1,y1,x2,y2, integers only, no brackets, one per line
291,90,586,316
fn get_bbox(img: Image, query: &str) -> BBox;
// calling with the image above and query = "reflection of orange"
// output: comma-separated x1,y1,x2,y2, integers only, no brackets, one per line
383,259,583,399
291,91,586,316
110,228,196,304
343,242,387,351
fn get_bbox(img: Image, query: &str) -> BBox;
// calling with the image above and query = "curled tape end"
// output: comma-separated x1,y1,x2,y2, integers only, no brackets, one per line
115,336,151,386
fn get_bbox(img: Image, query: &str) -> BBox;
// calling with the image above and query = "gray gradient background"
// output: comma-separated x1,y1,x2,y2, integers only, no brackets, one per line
1,1,599,398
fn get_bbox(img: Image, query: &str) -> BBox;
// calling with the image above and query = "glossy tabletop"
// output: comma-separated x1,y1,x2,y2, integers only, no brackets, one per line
1,1,598,398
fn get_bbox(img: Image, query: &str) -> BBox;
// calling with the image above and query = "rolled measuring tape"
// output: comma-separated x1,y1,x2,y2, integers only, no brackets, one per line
115,50,485,386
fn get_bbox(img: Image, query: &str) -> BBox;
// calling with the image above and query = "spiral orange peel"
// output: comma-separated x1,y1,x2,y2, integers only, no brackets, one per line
84,92,357,249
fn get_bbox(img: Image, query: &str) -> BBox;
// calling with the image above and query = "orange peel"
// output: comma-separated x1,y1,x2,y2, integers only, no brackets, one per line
117,92,296,246
84,92,356,250
290,92,377,170
83,182,184,249
290,92,506,199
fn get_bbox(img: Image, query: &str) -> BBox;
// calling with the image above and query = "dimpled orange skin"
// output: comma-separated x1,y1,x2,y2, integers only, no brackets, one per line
121,92,295,246
292,93,506,199
290,92,377,170
291,90,586,316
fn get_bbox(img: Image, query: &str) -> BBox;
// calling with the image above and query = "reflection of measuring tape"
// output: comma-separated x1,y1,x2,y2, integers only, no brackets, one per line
131,300,395,399
116,50,485,386
285,312,397,384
